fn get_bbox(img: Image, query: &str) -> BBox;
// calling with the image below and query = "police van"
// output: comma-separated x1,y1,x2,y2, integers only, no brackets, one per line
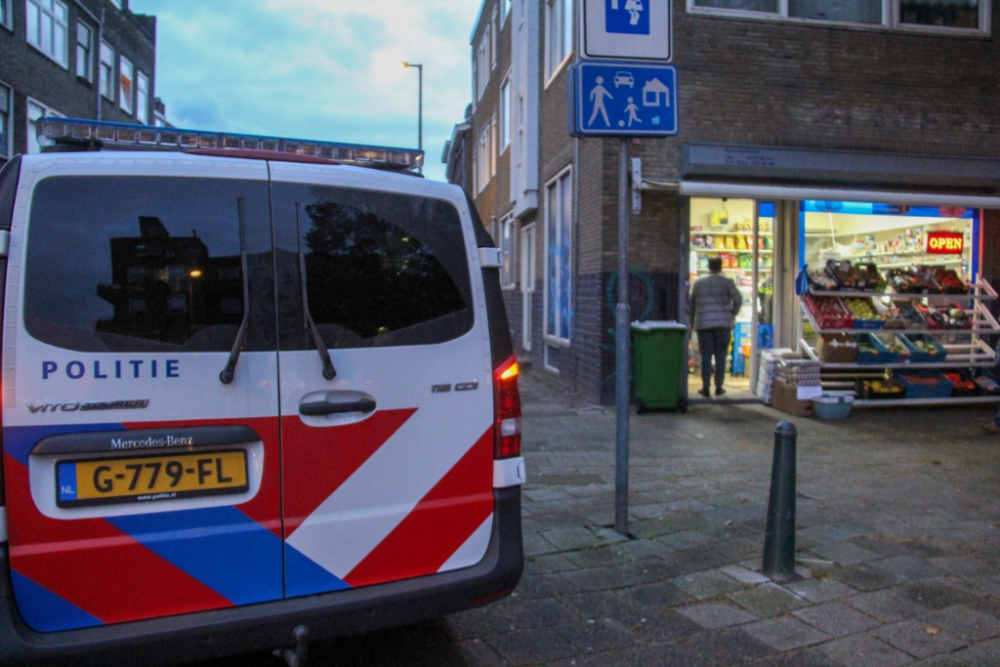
0,118,525,666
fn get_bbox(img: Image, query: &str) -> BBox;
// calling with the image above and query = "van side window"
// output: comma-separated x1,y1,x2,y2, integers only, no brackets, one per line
24,177,274,353
272,184,473,350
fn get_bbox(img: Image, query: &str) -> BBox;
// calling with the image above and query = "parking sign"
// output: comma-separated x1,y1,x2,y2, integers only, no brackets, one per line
583,0,672,61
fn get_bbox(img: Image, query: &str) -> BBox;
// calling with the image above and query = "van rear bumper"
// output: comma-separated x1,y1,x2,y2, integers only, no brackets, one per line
0,488,522,667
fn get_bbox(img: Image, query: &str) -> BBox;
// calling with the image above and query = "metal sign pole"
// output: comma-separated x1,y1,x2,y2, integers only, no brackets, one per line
614,137,631,537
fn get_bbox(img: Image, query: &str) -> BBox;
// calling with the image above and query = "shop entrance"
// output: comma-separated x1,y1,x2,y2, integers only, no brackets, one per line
686,198,776,398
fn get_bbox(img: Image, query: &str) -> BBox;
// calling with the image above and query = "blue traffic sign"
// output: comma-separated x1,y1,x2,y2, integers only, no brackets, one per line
572,61,677,137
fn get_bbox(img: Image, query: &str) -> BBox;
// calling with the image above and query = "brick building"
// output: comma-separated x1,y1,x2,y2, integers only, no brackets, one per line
0,0,161,165
458,0,1000,406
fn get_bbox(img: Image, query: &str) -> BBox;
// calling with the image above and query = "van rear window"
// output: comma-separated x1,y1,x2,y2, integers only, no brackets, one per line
24,176,273,353
272,184,474,350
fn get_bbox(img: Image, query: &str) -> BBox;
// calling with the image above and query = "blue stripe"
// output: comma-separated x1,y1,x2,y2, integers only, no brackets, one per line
3,424,123,466
108,507,283,606
11,571,103,632
285,544,351,598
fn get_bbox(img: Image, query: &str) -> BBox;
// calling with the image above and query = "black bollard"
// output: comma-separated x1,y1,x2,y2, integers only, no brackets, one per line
762,421,798,582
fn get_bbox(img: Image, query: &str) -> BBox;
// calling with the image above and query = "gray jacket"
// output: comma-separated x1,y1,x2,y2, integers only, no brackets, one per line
690,272,743,331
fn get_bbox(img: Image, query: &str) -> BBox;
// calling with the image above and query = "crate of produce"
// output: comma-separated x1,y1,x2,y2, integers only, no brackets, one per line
853,263,886,292
859,377,907,400
969,368,1000,395
897,333,947,363
816,334,859,363
803,294,854,330
932,267,968,295
873,333,911,363
887,267,940,294
855,333,899,364
896,302,929,330
843,297,884,330
942,370,978,397
894,370,954,399
922,304,971,330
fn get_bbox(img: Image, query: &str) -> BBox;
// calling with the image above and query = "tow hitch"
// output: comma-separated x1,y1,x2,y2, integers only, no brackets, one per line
273,625,309,667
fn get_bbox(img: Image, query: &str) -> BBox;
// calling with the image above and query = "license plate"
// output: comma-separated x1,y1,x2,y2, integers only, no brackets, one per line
56,450,249,508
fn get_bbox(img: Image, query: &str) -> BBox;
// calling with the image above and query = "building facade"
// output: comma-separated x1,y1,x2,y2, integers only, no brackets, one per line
0,0,160,165
456,0,1000,406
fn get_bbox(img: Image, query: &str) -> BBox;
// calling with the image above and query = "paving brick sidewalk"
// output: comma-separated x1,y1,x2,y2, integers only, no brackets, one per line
204,369,1000,667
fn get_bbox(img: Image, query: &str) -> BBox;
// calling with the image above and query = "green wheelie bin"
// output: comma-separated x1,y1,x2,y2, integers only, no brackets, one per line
632,321,688,414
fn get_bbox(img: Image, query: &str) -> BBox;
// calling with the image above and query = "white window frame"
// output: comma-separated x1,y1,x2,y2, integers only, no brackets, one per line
476,126,491,193
476,32,490,99
99,40,114,101
517,94,525,166
0,81,11,159
26,0,70,67
544,0,574,86
491,115,498,177
543,166,573,346
75,21,93,81
687,0,990,36
26,97,63,154
491,6,499,70
1,0,12,31
119,55,134,113
502,0,511,26
500,214,516,289
136,70,150,124
500,74,511,152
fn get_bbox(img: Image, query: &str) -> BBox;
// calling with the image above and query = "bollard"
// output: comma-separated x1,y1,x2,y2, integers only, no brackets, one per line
762,421,798,582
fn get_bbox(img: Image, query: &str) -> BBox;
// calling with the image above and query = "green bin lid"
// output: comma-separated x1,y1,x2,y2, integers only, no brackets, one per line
631,320,688,331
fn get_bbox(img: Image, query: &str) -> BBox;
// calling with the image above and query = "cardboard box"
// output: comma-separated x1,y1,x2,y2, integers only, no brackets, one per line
817,334,859,363
769,379,815,418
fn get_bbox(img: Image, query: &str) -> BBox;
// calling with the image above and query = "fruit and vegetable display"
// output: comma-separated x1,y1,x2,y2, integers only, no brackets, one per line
896,302,929,329
933,268,967,294
843,297,883,329
875,333,909,359
943,371,977,396
860,377,906,400
922,304,971,329
803,294,854,329
880,306,910,330
895,370,954,399
807,268,839,291
900,333,947,362
885,266,969,295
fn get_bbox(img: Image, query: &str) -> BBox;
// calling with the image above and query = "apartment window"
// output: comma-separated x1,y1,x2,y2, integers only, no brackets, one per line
545,169,572,343
545,0,573,81
500,215,516,288
26,0,69,67
27,98,63,154
119,55,134,113
500,77,511,151
0,83,11,159
691,0,987,32
476,33,490,98
491,7,499,70
517,95,525,166
136,71,149,124
502,0,511,25
99,41,114,100
1,0,11,29
476,127,491,193
491,116,498,177
75,22,93,81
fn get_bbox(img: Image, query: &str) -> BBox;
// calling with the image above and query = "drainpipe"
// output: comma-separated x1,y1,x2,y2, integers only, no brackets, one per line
73,0,105,120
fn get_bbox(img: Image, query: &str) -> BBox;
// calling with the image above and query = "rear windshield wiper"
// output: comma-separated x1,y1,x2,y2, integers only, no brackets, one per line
296,202,336,380
220,197,250,384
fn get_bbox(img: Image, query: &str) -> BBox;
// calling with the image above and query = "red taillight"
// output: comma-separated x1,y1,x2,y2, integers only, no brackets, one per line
493,355,521,459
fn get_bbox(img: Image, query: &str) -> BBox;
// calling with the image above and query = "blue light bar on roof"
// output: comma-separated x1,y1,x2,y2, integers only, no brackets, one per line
35,117,424,171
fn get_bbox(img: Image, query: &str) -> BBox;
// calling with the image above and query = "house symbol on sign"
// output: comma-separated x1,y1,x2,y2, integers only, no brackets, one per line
642,78,670,107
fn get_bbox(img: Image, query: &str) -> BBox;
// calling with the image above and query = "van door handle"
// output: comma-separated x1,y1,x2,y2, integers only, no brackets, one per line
299,398,376,416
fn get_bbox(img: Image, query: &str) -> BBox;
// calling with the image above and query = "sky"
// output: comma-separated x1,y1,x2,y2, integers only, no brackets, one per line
128,0,482,182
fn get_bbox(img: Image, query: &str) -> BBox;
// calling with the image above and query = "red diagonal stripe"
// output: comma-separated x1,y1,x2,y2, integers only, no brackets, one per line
282,409,416,537
5,455,233,624
344,427,494,588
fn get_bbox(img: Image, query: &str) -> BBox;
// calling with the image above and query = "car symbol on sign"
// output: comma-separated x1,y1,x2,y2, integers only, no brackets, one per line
613,72,634,88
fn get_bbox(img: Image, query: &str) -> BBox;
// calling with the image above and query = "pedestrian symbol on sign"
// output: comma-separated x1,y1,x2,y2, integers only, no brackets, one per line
606,0,649,34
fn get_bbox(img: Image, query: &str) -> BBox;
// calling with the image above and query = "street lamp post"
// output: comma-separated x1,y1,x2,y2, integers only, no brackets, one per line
402,62,423,173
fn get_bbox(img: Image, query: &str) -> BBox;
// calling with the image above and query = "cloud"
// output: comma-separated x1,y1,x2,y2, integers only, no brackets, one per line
129,0,481,181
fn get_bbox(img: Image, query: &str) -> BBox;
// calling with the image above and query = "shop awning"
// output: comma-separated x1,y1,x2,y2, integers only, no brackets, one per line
641,180,1000,209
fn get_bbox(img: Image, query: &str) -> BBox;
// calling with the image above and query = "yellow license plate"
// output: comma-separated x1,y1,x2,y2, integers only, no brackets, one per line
57,450,249,508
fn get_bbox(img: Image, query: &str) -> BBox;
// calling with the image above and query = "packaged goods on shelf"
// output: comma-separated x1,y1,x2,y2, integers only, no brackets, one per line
898,333,947,363
816,334,859,363
755,348,798,403
773,358,822,387
895,370,954,399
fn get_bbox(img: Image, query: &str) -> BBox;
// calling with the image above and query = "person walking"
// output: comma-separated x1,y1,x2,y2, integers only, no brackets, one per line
689,257,743,398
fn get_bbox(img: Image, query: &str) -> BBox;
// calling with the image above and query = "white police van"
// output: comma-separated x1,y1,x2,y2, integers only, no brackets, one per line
0,118,525,666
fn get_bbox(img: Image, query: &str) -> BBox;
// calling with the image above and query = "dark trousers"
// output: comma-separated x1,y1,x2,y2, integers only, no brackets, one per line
697,327,731,390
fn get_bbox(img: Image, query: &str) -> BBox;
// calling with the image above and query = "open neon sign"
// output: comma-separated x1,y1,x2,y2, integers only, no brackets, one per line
926,231,964,255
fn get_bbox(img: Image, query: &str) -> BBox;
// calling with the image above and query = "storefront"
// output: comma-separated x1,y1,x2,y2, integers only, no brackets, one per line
680,181,1000,408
